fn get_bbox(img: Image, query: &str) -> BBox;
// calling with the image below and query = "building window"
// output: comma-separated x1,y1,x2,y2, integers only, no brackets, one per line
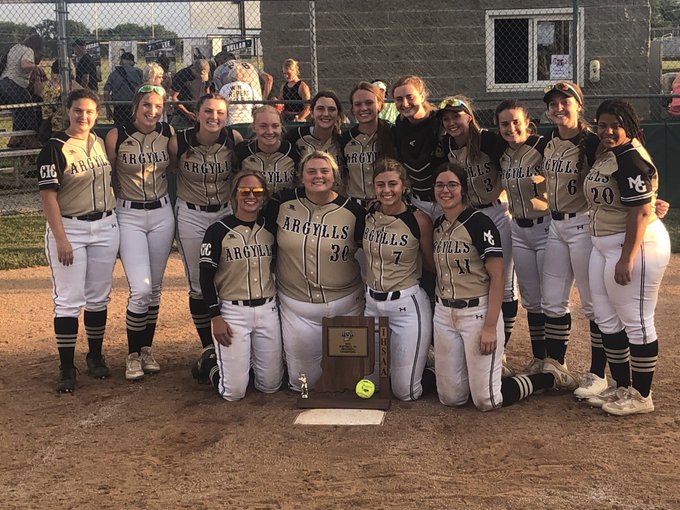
485,9,584,92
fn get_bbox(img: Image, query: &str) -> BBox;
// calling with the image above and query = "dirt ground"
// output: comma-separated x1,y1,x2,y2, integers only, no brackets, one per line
1,254,679,510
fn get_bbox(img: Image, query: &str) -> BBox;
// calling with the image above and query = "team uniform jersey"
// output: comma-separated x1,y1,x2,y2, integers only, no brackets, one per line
284,125,342,168
212,60,263,97
499,135,549,220
114,122,172,202
393,111,442,201
340,125,379,201
363,204,422,292
199,214,277,313
37,132,115,216
584,140,658,237
176,127,237,207
444,129,504,208
235,140,299,194
543,129,599,214
433,208,503,300
268,187,365,303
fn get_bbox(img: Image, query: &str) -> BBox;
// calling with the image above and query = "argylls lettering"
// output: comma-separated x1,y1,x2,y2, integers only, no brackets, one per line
363,227,409,246
222,243,274,262
69,154,109,174
346,151,376,165
433,239,471,254
183,160,230,174
543,158,577,174
501,165,542,179
120,151,170,166
281,216,349,239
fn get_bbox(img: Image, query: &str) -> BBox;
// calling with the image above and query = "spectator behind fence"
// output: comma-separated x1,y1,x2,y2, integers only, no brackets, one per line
0,33,44,140
73,38,99,91
279,58,310,123
40,59,82,141
170,59,210,129
668,73,680,118
104,52,143,127
144,62,169,122
218,63,262,125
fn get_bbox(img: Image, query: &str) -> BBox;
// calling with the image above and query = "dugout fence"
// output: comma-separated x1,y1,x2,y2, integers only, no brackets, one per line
1,0,679,215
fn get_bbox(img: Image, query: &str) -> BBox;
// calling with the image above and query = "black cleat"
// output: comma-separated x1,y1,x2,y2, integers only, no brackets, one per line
191,346,216,384
57,365,77,393
86,353,111,380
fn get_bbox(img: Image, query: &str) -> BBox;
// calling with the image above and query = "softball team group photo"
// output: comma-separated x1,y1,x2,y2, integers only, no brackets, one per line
36,58,671,418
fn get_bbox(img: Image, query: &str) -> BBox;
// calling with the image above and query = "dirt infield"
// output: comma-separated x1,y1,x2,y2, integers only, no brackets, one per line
1,254,679,509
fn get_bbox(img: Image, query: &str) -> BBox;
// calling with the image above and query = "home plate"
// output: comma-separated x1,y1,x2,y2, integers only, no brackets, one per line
294,409,386,426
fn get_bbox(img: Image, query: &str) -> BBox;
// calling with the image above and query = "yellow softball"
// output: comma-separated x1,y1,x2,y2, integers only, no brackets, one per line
355,379,375,399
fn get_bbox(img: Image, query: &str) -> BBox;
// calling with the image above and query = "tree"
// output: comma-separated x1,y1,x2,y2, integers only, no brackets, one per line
33,19,92,58
651,0,680,28
0,22,34,55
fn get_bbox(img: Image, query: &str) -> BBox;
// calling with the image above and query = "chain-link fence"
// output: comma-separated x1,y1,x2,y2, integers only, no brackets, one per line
1,0,679,215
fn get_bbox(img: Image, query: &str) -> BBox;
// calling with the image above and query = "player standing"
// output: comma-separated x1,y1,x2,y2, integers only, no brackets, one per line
279,58,311,123
235,105,299,194
432,163,577,411
169,93,243,378
38,89,119,393
267,151,366,390
584,100,670,415
363,158,434,400
105,84,175,381
198,170,283,400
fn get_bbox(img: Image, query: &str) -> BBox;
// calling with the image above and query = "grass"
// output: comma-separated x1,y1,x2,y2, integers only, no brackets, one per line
0,214,46,270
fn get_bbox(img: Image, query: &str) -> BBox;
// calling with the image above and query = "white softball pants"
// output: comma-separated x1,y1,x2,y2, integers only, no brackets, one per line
279,286,365,391
589,219,670,344
214,299,283,401
117,198,175,314
511,216,550,313
46,213,120,317
433,296,504,411
479,201,518,302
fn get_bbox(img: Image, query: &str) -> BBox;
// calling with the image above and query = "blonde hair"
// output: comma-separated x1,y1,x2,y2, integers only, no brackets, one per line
143,63,165,85
282,58,300,76
392,75,433,114
300,150,341,185
251,105,283,141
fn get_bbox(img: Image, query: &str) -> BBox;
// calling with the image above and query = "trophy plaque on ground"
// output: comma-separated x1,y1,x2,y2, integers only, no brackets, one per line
297,316,391,410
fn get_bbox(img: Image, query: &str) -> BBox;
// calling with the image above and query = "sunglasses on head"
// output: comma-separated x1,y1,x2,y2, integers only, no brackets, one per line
237,187,266,197
138,84,166,97
543,82,581,103
439,97,471,114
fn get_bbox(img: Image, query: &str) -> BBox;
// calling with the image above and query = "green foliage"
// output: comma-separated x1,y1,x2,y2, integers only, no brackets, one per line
663,208,680,253
0,22,35,55
651,0,680,28
0,214,47,270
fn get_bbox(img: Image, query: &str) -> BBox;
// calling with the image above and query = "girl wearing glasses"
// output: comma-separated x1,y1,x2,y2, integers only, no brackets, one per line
235,105,299,194
583,100,670,415
363,158,434,400
432,163,574,410
168,93,244,382
267,151,365,391
437,95,518,374
198,170,283,400
341,81,396,208
391,76,442,220
105,84,175,381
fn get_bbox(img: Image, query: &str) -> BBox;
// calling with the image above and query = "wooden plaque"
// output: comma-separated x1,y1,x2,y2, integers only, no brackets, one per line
297,316,391,410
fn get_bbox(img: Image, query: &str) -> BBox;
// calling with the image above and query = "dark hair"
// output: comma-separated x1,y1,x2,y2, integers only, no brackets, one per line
595,99,643,144
193,93,231,142
349,81,396,160
230,169,270,212
311,90,342,136
67,88,100,108
156,54,170,73
494,99,532,131
23,34,44,53
373,157,410,189
441,94,483,162
433,161,469,205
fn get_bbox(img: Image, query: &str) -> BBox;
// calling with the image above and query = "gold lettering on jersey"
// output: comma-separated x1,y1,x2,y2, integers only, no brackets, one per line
543,158,577,174
223,244,273,262
182,161,230,174
363,227,408,246
433,239,471,254
345,151,376,165
69,154,109,174
281,215,349,239
501,165,542,179
121,151,170,165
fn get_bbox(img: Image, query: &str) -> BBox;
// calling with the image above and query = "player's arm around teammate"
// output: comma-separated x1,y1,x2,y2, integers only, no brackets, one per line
235,105,299,195
104,84,175,381
437,95,519,368
38,89,119,393
267,151,366,391
363,158,434,401
584,100,670,416
198,170,283,400
431,163,573,411
167,93,244,381
495,101,552,376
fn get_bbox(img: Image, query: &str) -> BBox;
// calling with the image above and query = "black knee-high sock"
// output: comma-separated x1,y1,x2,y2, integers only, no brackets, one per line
84,309,107,358
55,316,78,368
189,298,213,348
501,373,554,407
205,356,220,389
527,312,546,359
502,300,518,346
545,313,571,364
126,309,147,354
630,342,658,398
589,321,607,378
602,329,630,387
143,305,160,348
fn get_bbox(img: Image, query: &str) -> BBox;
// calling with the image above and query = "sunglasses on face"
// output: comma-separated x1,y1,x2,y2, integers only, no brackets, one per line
138,84,166,97
434,181,461,191
439,97,471,114
237,187,266,197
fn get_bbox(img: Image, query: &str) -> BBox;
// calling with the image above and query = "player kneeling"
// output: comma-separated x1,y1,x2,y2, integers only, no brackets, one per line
197,170,283,400
431,163,579,411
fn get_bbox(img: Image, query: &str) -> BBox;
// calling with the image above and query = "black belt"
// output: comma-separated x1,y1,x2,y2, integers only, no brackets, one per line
437,297,480,309
125,197,168,210
369,289,401,301
515,216,547,228
62,210,114,222
187,202,228,213
551,211,577,221
477,199,502,209
231,297,274,307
